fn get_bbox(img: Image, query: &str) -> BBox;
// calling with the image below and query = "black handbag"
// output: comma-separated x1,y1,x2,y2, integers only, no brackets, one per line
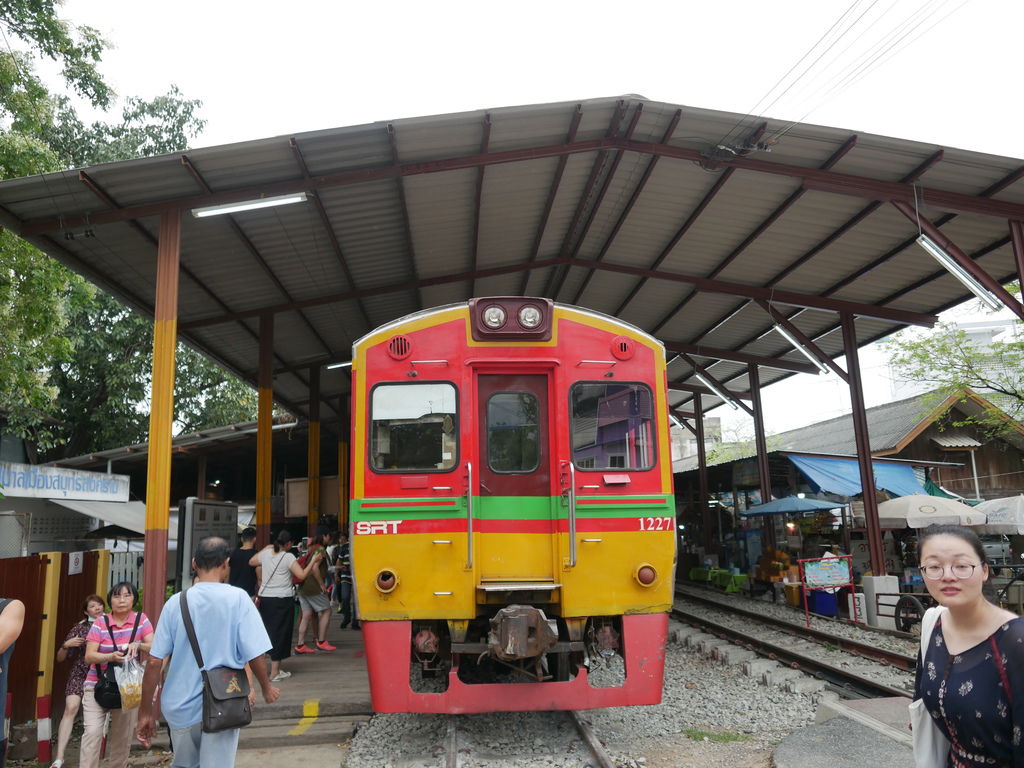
92,611,142,710
180,588,252,733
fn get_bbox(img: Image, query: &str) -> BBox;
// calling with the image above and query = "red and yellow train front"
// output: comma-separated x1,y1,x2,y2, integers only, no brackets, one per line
350,298,675,713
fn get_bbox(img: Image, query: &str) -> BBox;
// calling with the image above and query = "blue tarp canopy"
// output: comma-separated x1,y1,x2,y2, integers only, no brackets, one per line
788,455,925,497
740,495,841,517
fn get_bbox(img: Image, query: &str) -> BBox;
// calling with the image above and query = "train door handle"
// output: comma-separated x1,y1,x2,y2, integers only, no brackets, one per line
561,460,577,567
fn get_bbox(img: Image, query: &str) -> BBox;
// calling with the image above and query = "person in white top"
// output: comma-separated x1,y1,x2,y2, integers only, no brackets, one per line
249,530,321,682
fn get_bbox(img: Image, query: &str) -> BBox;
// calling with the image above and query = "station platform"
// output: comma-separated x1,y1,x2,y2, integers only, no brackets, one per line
773,696,914,768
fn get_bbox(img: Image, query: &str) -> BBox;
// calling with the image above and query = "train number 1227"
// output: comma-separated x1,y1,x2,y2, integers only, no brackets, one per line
638,517,674,531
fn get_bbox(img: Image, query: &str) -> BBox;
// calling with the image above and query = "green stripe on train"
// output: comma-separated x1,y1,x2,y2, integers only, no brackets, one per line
351,496,672,519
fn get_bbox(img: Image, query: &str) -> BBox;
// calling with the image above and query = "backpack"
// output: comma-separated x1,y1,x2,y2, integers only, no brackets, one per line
291,550,313,584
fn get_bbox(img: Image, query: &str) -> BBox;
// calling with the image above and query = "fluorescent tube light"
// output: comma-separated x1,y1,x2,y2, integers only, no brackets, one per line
669,414,685,430
192,192,308,218
325,361,352,370
693,372,739,411
773,324,829,374
916,234,1002,311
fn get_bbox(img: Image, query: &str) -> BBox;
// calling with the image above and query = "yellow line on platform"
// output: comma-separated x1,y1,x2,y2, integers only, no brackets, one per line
288,698,320,736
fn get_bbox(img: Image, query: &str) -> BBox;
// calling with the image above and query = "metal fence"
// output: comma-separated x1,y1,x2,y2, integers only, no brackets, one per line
50,551,101,709
108,551,143,593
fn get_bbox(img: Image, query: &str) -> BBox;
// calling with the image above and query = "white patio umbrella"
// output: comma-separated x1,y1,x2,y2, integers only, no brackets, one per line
876,494,985,529
974,495,1024,535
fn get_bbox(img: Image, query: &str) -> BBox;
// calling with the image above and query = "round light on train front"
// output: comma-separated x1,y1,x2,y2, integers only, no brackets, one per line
518,305,542,329
635,564,657,587
482,305,506,329
375,569,398,593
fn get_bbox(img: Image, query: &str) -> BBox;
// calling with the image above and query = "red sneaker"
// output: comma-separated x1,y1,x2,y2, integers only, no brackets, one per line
294,644,316,654
315,640,337,652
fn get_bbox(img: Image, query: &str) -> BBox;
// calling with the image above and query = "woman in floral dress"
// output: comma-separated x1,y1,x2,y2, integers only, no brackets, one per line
50,594,105,768
914,525,1023,767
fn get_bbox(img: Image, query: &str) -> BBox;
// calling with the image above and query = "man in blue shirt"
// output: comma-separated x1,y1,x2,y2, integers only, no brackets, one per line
136,537,279,766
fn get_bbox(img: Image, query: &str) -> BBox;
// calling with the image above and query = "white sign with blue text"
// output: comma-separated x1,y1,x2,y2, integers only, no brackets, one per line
0,461,130,502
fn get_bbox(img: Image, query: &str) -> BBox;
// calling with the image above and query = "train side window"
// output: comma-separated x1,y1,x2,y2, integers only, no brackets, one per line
370,383,458,472
487,392,539,473
570,382,655,471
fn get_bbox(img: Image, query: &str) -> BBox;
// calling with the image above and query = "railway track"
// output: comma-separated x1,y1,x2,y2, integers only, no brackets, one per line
671,604,913,700
677,587,916,671
443,710,618,768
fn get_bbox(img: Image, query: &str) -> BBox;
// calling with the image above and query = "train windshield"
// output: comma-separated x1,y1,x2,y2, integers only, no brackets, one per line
370,383,458,471
570,382,655,471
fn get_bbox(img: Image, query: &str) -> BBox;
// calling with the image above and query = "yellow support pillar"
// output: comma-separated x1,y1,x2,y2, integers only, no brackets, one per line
36,552,61,762
143,209,180,625
95,549,111,598
256,313,274,548
307,365,321,538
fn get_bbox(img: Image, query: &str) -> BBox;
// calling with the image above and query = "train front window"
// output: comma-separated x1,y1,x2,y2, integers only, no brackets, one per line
370,383,457,471
570,382,655,471
487,392,539,473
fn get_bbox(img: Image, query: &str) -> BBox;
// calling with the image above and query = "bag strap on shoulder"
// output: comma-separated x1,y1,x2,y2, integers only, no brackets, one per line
989,635,1013,704
179,589,206,671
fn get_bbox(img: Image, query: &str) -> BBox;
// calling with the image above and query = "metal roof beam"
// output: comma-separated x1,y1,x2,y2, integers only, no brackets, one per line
518,104,584,294
180,156,338,359
24,136,1024,237
754,299,848,383
288,138,372,331
469,113,491,297
73,173,326,413
668,383,752,401
545,100,629,298
891,200,1024,320
650,134,858,335
662,340,819,375
575,108,682,307
179,253,936,330
387,122,423,310
678,354,754,417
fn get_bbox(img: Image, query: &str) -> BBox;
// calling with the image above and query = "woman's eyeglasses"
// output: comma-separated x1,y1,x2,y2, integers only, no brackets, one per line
919,563,980,580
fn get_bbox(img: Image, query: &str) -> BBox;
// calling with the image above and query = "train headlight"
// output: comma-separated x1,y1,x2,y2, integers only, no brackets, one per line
518,305,542,329
482,305,506,328
375,569,399,593
634,564,658,587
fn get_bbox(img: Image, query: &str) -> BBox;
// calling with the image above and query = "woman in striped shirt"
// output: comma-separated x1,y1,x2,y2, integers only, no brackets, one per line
82,582,154,768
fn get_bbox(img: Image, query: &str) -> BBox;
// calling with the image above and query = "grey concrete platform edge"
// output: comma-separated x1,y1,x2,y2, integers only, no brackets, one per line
773,715,914,768
815,696,913,747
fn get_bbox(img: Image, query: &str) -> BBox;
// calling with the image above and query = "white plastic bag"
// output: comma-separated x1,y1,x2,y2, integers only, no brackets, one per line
114,656,144,710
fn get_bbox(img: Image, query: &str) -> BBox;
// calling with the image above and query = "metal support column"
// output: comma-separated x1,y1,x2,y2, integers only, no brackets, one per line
1010,220,1024,294
841,313,885,575
307,365,321,539
255,314,274,549
195,454,207,500
749,365,775,549
143,210,180,624
693,397,712,554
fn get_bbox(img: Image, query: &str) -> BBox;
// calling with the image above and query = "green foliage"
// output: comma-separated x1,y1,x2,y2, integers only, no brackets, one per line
0,1,259,456
0,0,112,107
881,314,1024,431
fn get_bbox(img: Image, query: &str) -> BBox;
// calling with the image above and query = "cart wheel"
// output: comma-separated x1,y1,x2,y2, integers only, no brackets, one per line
895,594,925,633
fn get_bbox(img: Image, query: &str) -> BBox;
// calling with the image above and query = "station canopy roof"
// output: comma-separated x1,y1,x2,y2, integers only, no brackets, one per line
1,94,1022,424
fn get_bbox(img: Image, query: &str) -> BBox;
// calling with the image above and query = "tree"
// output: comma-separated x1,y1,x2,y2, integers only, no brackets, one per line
0,2,261,456
881,309,1024,431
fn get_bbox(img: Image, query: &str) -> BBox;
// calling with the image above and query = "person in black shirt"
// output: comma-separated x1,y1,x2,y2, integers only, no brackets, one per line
228,527,258,597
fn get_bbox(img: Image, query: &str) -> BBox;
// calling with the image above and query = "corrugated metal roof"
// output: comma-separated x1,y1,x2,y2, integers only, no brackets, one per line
930,432,983,448
1,95,1022,421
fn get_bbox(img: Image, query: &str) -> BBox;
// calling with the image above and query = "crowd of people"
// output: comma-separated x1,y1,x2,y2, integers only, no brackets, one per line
17,524,360,768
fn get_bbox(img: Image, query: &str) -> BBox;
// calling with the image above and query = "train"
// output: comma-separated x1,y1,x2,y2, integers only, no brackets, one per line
349,297,676,713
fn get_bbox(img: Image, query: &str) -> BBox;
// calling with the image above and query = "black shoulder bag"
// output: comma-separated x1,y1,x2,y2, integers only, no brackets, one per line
92,611,142,710
179,588,252,733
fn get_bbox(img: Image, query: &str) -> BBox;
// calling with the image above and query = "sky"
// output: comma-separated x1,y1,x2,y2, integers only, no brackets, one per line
44,0,1024,434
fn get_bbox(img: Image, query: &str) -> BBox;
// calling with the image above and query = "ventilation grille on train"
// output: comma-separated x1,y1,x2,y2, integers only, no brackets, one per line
388,335,412,360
